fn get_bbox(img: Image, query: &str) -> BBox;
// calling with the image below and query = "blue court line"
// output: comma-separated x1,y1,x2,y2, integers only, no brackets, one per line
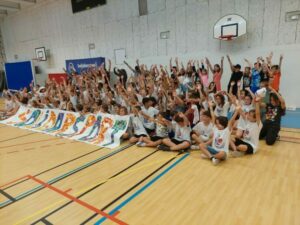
0,144,133,208
94,153,189,225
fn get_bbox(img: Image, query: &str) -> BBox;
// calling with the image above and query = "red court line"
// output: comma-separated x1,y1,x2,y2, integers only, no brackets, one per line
112,211,121,217
27,175,128,225
0,138,59,149
64,188,72,193
0,175,30,189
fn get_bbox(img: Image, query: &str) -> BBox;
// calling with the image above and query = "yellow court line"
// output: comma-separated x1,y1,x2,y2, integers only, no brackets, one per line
13,153,184,225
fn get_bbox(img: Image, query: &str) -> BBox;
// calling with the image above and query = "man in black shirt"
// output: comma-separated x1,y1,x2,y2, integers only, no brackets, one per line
227,55,243,96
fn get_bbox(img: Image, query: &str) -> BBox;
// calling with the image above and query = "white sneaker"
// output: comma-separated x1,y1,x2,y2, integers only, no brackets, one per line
212,157,220,165
200,153,209,159
136,141,143,147
191,145,199,150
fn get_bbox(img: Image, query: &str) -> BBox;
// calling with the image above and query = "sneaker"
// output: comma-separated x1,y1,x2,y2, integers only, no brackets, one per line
212,157,220,165
136,142,146,147
157,144,171,151
231,150,245,157
191,145,199,150
200,153,209,159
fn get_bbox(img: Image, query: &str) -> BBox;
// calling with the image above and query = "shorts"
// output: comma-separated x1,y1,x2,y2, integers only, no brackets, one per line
150,136,164,142
171,138,190,151
234,138,254,154
134,134,147,138
207,146,227,159
145,128,155,135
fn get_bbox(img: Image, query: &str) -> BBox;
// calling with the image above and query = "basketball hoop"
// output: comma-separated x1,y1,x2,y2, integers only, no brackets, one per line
218,35,235,41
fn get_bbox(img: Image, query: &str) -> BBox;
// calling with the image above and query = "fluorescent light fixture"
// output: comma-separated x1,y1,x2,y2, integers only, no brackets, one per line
160,31,170,39
286,11,300,22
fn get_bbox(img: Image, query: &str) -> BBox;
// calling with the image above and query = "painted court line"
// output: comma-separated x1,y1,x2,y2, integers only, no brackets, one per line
16,151,183,225
28,175,128,225
94,153,189,225
2,147,104,191
0,133,36,143
0,144,133,208
0,189,16,202
0,138,59,149
31,150,159,225
81,152,182,224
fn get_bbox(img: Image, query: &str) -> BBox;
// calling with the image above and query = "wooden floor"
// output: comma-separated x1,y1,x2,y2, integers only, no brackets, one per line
0,101,299,225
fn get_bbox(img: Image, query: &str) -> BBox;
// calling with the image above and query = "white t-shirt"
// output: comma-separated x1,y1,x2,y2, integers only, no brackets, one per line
155,123,168,138
237,103,254,129
192,122,213,141
214,102,230,117
212,126,230,153
191,104,200,125
242,121,263,153
130,115,148,136
5,99,14,111
141,107,159,130
172,121,191,142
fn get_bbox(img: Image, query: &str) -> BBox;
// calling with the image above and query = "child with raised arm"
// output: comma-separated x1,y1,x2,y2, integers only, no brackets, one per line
137,111,169,147
259,86,286,145
231,96,263,157
199,101,239,165
206,57,224,91
157,112,191,152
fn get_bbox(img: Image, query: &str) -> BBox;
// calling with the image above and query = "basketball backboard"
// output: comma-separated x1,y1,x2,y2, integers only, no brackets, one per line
214,14,247,41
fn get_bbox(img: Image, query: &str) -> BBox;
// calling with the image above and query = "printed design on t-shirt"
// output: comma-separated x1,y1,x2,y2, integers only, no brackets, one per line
214,133,225,149
243,128,251,141
266,106,278,121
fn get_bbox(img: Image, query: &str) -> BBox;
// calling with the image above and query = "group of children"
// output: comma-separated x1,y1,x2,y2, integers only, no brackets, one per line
0,53,286,165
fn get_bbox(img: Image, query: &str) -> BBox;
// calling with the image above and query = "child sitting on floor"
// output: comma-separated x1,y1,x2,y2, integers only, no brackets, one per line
190,110,213,149
137,111,169,147
157,112,191,152
129,106,148,144
199,101,238,165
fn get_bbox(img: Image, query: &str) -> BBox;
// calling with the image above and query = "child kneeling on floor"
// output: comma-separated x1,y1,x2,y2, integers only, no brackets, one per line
199,101,238,165
157,112,191,152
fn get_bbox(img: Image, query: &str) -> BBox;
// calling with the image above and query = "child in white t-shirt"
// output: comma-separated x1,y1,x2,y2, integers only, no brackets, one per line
231,96,263,157
129,106,148,144
157,112,191,152
199,101,239,165
190,110,213,149
137,111,170,147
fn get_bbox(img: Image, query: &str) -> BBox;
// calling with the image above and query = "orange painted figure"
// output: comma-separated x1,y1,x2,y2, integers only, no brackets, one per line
56,113,76,134
91,117,113,145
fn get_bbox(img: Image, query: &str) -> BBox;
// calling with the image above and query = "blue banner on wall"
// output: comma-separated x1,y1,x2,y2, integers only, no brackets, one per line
65,57,105,74
5,61,34,91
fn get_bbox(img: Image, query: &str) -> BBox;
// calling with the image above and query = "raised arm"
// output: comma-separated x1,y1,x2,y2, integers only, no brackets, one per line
279,54,283,71
208,101,216,124
255,96,261,125
220,56,224,75
226,55,235,72
206,57,214,72
269,86,286,109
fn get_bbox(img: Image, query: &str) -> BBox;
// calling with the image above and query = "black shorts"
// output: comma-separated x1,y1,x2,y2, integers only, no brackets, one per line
134,134,147,138
145,128,155,134
171,138,190,151
150,136,164,142
234,138,254,154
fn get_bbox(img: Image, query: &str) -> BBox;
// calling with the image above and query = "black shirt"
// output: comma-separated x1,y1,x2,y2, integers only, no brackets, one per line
265,104,285,126
227,71,243,95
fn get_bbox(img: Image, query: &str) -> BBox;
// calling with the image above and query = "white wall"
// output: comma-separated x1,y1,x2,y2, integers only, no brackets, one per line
1,0,300,108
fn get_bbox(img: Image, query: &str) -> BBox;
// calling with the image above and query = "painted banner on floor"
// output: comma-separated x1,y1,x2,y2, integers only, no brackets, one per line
0,106,129,149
